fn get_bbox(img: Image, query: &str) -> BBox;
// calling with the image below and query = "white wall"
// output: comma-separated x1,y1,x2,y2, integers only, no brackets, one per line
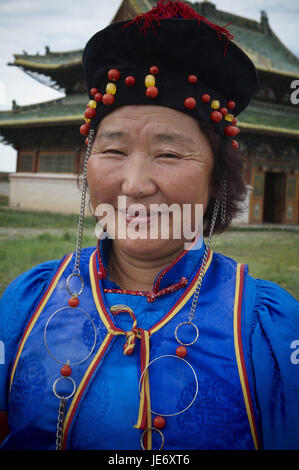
231,184,253,225
9,174,252,224
9,173,88,214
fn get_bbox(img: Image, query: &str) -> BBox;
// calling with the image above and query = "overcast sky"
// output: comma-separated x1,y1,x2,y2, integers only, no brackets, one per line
0,0,298,172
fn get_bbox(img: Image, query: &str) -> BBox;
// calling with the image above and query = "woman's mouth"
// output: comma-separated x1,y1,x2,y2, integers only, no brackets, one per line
118,209,161,224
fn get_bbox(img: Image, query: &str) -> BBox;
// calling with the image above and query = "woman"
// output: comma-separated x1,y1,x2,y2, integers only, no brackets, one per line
0,1,298,451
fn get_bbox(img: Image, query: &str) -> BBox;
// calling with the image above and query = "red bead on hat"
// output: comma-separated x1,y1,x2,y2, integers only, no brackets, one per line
146,86,159,99
149,65,159,75
210,110,222,123
224,125,238,137
84,107,96,119
188,74,198,84
227,100,236,110
90,88,99,96
125,76,136,86
184,97,196,109
80,122,90,136
94,92,103,102
201,93,210,103
102,93,115,105
108,68,120,81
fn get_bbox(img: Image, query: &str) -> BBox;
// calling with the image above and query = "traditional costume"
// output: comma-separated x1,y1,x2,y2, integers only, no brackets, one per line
0,0,299,450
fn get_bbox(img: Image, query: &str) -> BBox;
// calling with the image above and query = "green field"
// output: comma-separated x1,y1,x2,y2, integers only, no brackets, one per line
0,208,298,299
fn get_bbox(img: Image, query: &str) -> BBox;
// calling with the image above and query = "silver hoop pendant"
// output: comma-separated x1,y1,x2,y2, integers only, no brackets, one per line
44,306,97,366
175,321,199,346
53,376,76,400
66,272,84,297
140,427,164,450
138,354,198,417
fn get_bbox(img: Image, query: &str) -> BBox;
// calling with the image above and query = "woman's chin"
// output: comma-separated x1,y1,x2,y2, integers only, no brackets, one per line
112,234,184,259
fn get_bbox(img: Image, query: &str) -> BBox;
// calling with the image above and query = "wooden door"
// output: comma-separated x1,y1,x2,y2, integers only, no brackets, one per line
250,167,265,223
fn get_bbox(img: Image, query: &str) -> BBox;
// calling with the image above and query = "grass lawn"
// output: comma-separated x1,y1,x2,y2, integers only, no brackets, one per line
0,208,298,299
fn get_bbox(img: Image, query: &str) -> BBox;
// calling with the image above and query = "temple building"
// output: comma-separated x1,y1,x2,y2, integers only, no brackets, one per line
0,0,299,223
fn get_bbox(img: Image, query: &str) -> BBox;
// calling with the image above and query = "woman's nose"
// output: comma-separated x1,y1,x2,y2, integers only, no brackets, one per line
121,155,157,197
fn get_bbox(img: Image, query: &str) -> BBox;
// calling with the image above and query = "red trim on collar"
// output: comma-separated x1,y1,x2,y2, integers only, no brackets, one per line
104,277,188,303
96,236,201,302
96,238,108,279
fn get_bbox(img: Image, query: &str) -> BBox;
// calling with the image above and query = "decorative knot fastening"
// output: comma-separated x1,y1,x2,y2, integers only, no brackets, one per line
123,327,140,355
147,292,157,303
109,305,145,356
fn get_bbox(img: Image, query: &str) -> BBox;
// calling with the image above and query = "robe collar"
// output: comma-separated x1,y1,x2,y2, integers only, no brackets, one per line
96,233,206,302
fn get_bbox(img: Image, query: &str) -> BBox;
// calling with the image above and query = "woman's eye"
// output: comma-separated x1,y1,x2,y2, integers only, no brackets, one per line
103,149,124,155
157,154,181,159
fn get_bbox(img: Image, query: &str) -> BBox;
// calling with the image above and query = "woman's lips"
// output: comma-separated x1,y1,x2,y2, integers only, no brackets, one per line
118,210,161,224
125,214,159,224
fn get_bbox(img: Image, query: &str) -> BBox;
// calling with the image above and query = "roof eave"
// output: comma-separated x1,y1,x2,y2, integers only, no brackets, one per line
0,115,82,127
0,117,298,139
256,65,299,79
10,58,82,70
238,121,299,138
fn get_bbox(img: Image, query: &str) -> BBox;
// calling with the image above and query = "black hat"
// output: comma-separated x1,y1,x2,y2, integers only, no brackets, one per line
81,0,258,150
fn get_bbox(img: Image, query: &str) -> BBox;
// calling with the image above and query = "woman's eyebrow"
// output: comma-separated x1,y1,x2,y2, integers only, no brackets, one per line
97,131,130,140
96,130,195,146
152,132,194,145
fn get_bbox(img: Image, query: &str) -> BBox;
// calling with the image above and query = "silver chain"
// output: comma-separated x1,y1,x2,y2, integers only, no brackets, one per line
188,181,226,323
221,178,227,225
73,129,95,275
55,131,95,451
56,398,67,450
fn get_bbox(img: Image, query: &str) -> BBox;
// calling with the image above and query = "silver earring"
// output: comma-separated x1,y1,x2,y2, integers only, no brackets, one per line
220,178,227,225
205,177,227,248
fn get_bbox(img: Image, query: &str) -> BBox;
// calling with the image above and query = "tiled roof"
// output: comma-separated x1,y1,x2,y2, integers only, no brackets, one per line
9,1,299,77
0,93,298,138
0,94,84,127
238,100,299,137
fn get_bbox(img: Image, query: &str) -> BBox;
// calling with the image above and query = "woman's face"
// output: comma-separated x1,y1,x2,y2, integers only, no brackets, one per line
87,105,214,259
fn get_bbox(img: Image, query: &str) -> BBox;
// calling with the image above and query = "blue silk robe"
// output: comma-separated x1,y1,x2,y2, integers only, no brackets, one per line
0,236,298,450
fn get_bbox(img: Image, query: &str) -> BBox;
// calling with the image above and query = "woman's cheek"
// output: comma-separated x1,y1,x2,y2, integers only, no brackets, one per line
87,157,104,206
87,158,118,208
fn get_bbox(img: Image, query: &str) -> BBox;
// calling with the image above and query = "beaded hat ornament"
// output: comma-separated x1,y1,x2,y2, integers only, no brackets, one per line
80,0,258,150
44,1,258,450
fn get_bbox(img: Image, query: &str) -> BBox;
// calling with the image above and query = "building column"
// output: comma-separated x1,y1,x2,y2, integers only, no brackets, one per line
283,171,298,224
249,166,265,223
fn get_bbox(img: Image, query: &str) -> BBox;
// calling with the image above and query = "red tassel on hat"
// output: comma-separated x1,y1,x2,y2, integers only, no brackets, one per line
122,0,233,54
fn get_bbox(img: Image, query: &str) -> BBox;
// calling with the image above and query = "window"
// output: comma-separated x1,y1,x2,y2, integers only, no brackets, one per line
19,154,34,172
39,154,75,173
